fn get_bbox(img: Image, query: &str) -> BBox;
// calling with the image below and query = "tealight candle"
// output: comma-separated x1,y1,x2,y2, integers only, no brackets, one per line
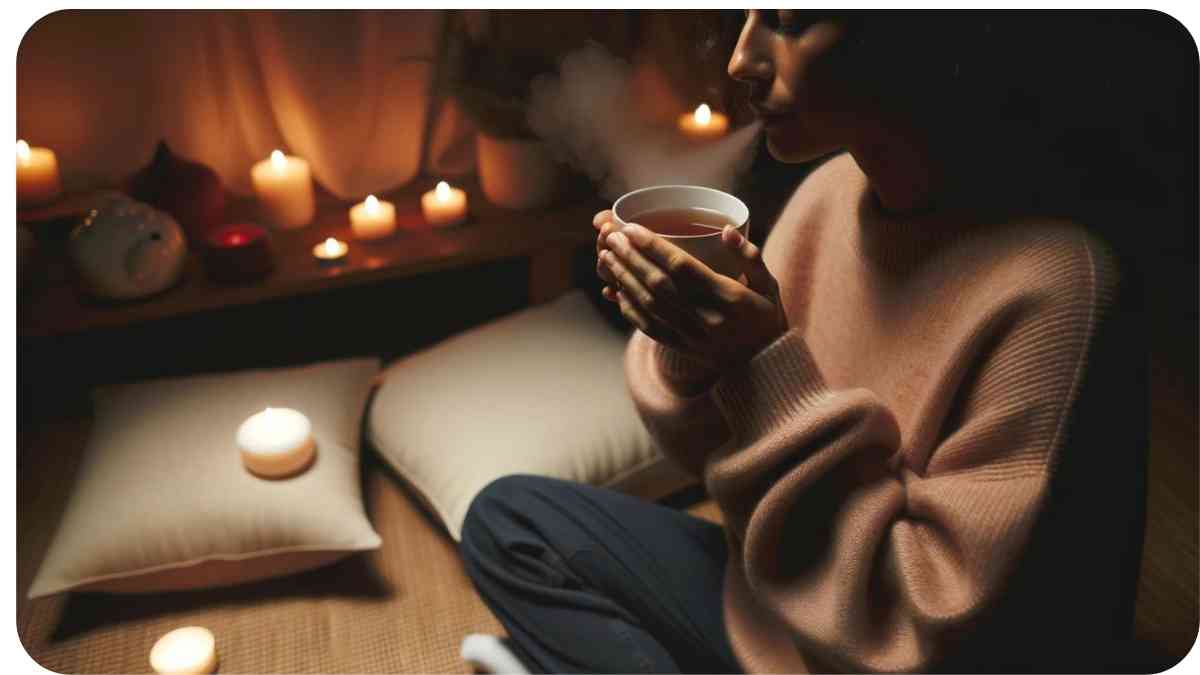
420,181,468,227
236,407,316,479
349,194,396,240
16,140,62,207
678,103,729,141
250,150,315,229
313,237,348,263
150,626,218,675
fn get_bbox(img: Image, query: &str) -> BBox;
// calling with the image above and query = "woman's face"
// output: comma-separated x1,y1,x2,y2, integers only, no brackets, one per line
728,10,859,162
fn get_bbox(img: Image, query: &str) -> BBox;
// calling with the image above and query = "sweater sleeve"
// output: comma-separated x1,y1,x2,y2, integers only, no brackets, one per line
624,329,732,478
706,285,1108,672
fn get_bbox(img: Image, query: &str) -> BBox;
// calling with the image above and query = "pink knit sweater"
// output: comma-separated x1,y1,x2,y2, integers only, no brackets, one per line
624,154,1137,672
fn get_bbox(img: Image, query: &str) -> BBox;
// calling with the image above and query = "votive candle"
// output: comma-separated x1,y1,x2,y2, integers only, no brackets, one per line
16,140,62,207
250,150,315,229
420,181,468,227
678,104,729,141
349,194,396,240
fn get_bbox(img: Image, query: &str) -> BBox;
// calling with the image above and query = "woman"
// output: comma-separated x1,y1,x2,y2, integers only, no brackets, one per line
461,10,1146,673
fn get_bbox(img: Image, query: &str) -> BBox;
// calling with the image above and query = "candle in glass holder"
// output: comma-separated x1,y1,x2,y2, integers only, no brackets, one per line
237,407,316,479
149,626,218,675
420,181,468,227
349,194,396,240
250,150,315,229
678,104,729,141
203,223,273,283
313,237,348,263
16,140,62,207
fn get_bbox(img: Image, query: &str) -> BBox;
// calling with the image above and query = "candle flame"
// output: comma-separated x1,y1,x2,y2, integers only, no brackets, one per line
270,150,286,170
694,104,712,126
436,181,451,202
364,194,379,214
323,238,340,255
16,140,30,163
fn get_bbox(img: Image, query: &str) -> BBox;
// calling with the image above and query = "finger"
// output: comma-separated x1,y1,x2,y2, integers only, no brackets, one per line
619,223,733,302
601,285,617,302
616,290,683,348
596,221,620,286
596,242,617,287
606,231,682,302
597,221,618,254
601,248,705,341
721,226,777,297
593,210,613,230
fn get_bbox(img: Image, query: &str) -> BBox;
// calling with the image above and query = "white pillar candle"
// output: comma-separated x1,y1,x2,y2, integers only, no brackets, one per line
150,626,218,675
420,181,468,227
250,150,316,229
16,140,62,207
313,237,348,262
236,407,316,479
678,103,729,141
349,194,396,240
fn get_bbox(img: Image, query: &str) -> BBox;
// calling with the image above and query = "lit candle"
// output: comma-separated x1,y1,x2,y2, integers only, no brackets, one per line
16,140,62,207
349,194,396,240
250,150,315,229
420,181,468,227
203,223,274,283
678,103,729,141
236,407,316,479
313,237,348,263
149,626,218,675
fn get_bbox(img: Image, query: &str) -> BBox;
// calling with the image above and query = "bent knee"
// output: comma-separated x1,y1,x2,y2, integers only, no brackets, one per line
461,474,558,547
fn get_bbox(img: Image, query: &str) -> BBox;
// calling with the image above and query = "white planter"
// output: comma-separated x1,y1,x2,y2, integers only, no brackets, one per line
476,133,560,209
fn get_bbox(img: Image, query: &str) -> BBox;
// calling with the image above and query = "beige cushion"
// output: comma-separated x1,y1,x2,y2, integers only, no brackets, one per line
367,291,694,540
28,358,383,598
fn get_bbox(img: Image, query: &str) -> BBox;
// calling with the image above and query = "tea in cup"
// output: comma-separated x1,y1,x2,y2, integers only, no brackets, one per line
611,185,750,278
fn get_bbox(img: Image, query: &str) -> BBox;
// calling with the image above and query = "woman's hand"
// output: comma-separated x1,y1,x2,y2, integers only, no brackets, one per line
591,209,788,371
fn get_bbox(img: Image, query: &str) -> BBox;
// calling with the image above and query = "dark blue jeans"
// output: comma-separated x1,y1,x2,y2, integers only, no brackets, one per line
460,475,741,674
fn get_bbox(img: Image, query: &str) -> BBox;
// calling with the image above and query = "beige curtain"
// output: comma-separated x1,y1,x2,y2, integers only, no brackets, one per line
17,10,733,199
17,9,471,199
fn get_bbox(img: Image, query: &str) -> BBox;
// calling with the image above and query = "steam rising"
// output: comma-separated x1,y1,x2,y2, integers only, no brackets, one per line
527,43,761,200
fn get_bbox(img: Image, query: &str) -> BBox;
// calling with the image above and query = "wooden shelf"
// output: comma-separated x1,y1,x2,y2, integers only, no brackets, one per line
18,177,604,339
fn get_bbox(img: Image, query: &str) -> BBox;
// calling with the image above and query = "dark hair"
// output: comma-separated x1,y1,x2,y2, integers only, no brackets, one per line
831,12,1194,265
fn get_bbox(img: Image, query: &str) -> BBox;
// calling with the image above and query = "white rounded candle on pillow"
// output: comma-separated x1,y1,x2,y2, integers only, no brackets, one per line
237,407,316,478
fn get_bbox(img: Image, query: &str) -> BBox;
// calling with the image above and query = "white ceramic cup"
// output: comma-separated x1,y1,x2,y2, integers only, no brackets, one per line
611,185,750,278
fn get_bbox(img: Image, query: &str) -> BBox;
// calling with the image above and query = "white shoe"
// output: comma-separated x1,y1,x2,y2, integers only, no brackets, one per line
460,634,530,674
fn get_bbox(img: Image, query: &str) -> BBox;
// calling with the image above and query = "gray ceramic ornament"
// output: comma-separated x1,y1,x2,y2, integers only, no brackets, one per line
68,192,187,301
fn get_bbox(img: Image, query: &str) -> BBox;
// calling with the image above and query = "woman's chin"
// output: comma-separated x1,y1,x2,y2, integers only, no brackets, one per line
765,126,836,164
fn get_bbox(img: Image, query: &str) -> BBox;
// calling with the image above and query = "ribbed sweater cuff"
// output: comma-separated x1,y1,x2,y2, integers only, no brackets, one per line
653,341,721,394
712,331,831,442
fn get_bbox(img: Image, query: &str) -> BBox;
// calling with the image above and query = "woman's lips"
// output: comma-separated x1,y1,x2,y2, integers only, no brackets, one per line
750,104,789,126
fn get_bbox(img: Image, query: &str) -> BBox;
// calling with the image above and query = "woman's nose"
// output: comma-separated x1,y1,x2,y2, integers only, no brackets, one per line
727,26,773,84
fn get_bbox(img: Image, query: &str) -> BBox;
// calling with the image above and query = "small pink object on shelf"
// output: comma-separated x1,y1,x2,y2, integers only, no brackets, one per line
203,223,273,283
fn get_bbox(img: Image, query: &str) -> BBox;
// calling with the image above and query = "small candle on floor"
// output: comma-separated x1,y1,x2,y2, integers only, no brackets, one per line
678,103,729,141
349,194,396,240
313,237,348,263
16,140,63,207
150,626,218,674
237,407,316,479
421,181,468,227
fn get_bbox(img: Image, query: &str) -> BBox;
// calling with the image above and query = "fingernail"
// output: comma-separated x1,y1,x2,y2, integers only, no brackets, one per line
607,231,628,250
